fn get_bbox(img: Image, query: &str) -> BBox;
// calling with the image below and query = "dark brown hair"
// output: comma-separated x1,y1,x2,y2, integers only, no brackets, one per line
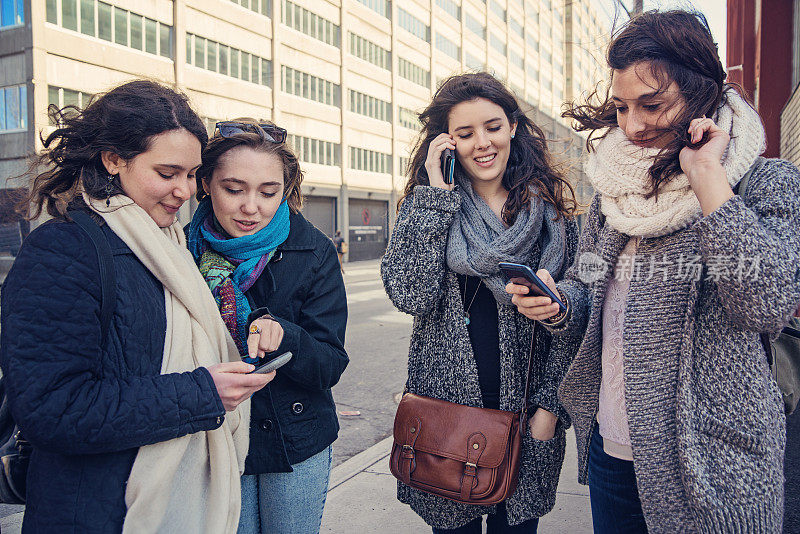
196,118,303,213
401,72,577,224
562,10,729,197
24,79,208,219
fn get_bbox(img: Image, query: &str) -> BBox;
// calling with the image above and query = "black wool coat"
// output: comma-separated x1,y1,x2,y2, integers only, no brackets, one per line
241,210,348,473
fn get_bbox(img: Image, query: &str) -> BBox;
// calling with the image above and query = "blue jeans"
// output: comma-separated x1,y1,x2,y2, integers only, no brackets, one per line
587,427,647,534
237,445,332,534
431,502,539,534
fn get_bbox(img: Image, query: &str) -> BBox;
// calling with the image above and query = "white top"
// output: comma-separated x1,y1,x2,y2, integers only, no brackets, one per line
597,237,640,461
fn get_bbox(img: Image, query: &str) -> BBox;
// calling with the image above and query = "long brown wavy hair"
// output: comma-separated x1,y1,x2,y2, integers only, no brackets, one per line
23,80,208,220
562,10,730,197
401,72,577,224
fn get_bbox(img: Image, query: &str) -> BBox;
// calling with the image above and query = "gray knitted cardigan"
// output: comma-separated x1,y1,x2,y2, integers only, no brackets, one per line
551,158,800,533
380,185,581,529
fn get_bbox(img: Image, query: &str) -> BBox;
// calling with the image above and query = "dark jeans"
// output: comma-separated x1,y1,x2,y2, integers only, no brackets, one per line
587,426,648,534
431,502,539,534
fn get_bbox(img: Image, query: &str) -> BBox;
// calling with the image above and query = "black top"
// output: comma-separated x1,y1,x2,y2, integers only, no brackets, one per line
457,274,501,410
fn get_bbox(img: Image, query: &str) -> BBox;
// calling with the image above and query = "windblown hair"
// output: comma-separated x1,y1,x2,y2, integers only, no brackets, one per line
196,118,303,213
401,72,577,224
24,79,208,219
562,10,729,196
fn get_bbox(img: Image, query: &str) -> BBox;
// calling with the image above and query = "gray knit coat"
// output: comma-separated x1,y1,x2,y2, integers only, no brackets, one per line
381,185,581,529
551,158,800,533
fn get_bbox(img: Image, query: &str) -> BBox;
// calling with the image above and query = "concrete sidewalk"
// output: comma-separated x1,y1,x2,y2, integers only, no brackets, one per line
321,430,592,533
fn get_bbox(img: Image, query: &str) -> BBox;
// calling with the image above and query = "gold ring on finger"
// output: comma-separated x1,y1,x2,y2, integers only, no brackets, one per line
249,323,262,335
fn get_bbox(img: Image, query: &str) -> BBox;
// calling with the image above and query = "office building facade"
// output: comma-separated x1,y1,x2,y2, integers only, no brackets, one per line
1,0,606,260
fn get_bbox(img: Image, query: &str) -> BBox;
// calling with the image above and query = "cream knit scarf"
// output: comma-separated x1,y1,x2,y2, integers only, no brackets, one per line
83,193,250,534
586,89,766,238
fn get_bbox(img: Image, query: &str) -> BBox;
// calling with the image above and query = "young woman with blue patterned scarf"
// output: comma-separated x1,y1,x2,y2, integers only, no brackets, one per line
187,119,349,534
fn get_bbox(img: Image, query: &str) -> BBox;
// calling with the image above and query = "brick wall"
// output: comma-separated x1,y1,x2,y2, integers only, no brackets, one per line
781,85,800,166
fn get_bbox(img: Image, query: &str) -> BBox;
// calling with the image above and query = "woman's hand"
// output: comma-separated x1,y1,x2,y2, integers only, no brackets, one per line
247,316,285,361
505,269,560,321
424,132,456,191
679,117,733,216
528,407,558,441
207,361,275,412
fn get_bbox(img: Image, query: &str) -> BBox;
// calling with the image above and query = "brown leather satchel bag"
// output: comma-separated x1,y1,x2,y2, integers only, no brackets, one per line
389,331,535,505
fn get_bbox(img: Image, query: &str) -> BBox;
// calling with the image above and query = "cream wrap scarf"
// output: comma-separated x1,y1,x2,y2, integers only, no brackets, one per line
585,89,766,238
83,193,250,534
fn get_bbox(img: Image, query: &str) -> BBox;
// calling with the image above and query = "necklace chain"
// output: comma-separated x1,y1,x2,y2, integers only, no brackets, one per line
461,276,482,325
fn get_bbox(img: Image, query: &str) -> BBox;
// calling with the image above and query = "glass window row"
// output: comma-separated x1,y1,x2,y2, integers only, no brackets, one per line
47,85,93,124
187,33,272,86
0,84,26,132
230,0,272,17
356,0,390,19
435,0,460,21
398,107,420,131
287,134,340,166
349,32,391,70
281,65,340,107
282,0,339,48
349,146,391,174
398,58,430,88
465,13,486,41
435,32,460,61
47,0,172,59
348,90,391,122
1,0,24,28
398,7,429,43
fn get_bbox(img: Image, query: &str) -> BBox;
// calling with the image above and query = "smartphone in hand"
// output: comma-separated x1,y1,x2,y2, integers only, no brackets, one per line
249,352,293,374
441,148,455,185
498,262,566,313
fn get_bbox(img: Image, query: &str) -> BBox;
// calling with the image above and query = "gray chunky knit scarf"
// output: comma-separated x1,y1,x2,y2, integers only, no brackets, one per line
446,176,567,305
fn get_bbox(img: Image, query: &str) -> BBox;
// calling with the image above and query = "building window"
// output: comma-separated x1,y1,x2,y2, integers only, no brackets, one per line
398,8,429,43
47,85,93,124
435,0,460,21
465,52,485,71
348,90,391,122
509,18,523,39
490,33,506,56
527,62,539,81
465,13,485,41
398,107,420,131
230,0,272,17
287,134,340,166
46,0,172,59
398,156,409,175
349,146,391,174
435,33,460,61
489,0,506,22
398,58,430,88
0,84,27,132
187,33,272,86
510,50,523,70
282,0,339,47
282,65,340,106
526,29,538,51
349,32,391,70
355,0,390,19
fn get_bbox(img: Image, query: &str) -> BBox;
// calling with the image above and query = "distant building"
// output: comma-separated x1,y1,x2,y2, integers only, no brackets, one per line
0,0,607,259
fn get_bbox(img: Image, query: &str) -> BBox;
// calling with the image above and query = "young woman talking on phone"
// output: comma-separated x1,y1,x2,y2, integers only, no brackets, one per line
381,72,581,533
507,10,800,533
187,119,348,534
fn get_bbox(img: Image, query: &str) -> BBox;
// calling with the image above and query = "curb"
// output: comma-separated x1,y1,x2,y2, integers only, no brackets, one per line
328,436,393,491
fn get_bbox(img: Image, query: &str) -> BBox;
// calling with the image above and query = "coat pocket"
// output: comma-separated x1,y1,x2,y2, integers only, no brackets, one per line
697,414,767,455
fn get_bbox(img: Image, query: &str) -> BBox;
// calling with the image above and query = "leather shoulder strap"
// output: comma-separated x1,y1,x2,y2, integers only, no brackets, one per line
68,210,116,343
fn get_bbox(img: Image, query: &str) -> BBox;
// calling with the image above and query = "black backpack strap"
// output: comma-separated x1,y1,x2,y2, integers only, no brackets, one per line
68,210,116,343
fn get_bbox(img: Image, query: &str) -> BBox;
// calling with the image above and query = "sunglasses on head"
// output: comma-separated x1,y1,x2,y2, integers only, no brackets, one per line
215,121,287,143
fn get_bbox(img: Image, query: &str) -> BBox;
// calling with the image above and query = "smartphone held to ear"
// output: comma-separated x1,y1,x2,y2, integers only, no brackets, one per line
498,262,566,313
249,352,293,374
441,148,455,185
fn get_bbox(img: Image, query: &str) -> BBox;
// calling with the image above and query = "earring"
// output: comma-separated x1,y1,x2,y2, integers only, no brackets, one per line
105,173,116,207
511,133,515,139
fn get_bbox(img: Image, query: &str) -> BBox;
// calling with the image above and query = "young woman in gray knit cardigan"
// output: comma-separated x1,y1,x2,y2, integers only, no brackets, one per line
508,10,800,534
381,72,581,533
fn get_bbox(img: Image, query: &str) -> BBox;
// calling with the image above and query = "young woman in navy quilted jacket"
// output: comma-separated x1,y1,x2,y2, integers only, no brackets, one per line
0,80,273,533
186,119,348,534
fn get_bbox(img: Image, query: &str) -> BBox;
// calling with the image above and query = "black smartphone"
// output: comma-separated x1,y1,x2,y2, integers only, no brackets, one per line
441,148,455,185
249,351,293,374
497,262,566,313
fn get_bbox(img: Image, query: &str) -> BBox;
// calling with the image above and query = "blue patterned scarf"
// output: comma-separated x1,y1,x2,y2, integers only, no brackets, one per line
187,198,291,361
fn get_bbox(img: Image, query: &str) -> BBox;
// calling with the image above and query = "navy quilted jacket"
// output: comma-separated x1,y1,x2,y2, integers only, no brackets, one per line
0,216,226,533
